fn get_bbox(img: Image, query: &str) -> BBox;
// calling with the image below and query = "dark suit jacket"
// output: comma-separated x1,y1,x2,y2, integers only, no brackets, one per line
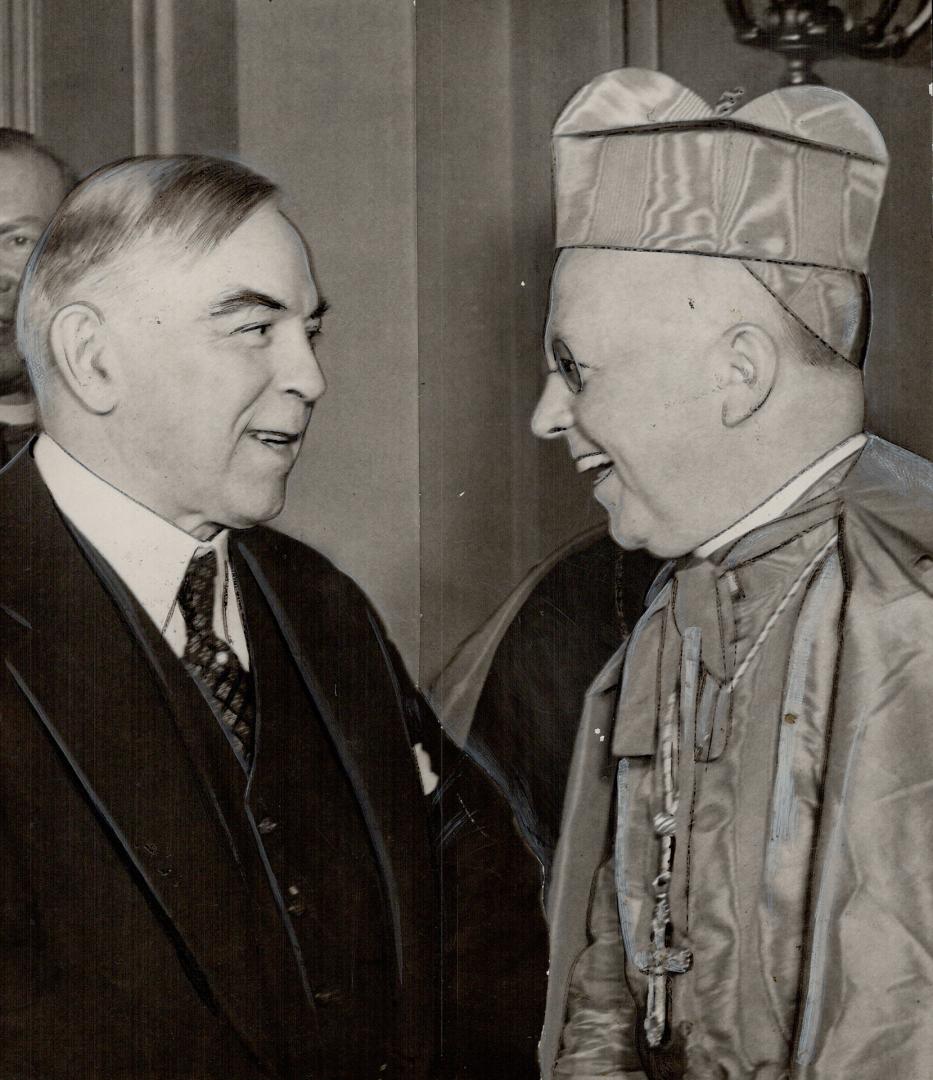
0,414,36,467
0,445,440,1079
433,526,660,878
427,529,660,1077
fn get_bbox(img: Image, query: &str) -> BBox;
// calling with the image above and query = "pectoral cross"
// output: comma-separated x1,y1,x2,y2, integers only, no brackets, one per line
634,892,693,1047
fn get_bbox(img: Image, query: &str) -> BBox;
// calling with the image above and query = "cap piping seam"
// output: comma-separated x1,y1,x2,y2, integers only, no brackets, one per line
557,245,864,276
554,118,885,166
740,262,859,368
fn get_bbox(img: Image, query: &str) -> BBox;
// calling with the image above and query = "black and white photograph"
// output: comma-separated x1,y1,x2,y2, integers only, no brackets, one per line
0,2,930,1077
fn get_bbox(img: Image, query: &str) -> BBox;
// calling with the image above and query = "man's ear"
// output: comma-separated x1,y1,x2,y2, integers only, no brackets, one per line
48,303,117,414
715,322,778,428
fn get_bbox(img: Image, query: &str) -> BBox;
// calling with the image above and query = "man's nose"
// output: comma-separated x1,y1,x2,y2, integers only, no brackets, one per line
279,335,326,404
531,373,574,439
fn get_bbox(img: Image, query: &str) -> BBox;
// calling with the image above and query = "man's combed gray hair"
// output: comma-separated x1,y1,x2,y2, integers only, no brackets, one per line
17,154,278,386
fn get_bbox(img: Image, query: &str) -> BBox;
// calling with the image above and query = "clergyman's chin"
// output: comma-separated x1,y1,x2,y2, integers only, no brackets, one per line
607,516,643,553
608,514,671,557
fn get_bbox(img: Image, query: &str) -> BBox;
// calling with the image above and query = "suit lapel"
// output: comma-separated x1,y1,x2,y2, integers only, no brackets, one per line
233,538,407,966
2,452,274,1070
232,531,438,1073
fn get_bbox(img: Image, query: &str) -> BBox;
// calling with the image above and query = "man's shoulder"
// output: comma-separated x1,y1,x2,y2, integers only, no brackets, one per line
849,435,933,499
840,436,933,547
239,523,341,574
0,438,39,521
0,443,63,601
235,524,377,624
834,437,933,612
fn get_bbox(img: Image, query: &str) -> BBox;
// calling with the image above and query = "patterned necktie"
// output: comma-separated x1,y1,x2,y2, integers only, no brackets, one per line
177,548,255,764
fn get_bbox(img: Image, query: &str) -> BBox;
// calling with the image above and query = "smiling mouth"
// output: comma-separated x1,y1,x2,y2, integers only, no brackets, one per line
574,451,614,486
251,430,302,450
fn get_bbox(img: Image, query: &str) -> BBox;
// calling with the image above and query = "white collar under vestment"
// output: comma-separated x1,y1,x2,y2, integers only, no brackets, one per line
692,434,867,560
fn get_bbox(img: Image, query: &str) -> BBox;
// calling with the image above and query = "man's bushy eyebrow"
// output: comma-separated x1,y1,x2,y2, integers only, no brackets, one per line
208,292,329,322
208,289,287,317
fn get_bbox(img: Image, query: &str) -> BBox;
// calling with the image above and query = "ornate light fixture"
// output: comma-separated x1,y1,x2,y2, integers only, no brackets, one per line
724,0,932,84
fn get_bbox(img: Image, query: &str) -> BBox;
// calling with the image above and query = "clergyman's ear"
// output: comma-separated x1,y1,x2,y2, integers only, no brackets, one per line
717,322,778,429
48,303,117,414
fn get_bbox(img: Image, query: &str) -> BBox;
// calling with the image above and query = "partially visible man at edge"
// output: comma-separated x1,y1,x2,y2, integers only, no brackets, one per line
528,71,933,1078
0,154,440,1079
0,128,73,463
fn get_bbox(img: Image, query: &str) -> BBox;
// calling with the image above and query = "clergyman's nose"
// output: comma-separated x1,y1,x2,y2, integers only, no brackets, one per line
531,374,573,440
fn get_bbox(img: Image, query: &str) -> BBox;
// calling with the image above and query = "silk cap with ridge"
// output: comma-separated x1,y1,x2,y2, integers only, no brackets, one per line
552,69,889,364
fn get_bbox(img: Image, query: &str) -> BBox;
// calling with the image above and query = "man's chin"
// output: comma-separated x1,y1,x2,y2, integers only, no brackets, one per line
608,520,650,554
219,487,288,532
607,511,686,559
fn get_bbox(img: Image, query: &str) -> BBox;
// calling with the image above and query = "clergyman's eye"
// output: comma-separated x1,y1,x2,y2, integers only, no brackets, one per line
553,340,583,394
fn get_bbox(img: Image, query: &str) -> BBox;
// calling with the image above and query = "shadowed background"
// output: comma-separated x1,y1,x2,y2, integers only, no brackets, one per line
2,0,928,684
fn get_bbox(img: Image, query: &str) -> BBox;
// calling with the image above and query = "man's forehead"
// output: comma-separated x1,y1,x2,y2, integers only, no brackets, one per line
549,249,646,328
0,150,66,216
549,249,712,320
208,206,311,276
204,224,317,313
111,207,317,312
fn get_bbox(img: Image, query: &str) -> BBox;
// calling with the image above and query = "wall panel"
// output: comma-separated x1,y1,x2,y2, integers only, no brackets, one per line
35,0,135,175
237,0,422,676
417,0,632,682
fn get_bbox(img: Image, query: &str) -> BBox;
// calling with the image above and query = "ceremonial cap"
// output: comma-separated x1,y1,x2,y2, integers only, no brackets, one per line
552,69,889,364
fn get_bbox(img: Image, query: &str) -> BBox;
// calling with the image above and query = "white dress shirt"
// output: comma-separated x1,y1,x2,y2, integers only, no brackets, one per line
693,433,867,559
33,434,250,668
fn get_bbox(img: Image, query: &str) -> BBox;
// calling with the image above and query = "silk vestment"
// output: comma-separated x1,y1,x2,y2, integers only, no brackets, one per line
543,436,933,1079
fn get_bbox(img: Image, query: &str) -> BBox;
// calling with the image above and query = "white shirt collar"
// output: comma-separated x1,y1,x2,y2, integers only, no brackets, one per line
693,433,867,560
33,434,231,638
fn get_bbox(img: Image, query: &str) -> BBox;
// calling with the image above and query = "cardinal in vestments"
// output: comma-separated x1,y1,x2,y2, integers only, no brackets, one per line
518,70,933,1079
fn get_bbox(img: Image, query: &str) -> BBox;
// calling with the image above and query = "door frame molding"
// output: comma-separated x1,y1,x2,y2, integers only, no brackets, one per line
131,0,176,154
0,0,38,132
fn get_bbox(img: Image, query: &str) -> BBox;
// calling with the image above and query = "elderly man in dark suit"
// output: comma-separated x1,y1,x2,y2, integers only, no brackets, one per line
0,155,439,1079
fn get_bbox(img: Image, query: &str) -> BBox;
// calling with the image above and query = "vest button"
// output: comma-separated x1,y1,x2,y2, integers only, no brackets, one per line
258,816,278,834
313,989,342,1006
286,884,305,916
